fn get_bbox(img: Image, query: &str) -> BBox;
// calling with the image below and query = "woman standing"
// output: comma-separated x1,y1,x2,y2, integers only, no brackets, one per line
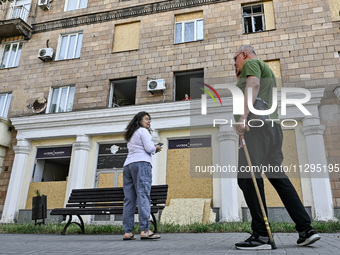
122,111,162,240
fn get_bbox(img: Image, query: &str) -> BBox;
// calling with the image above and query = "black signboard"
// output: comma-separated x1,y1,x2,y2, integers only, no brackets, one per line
97,143,128,169
36,146,72,159
168,138,211,149
97,154,127,169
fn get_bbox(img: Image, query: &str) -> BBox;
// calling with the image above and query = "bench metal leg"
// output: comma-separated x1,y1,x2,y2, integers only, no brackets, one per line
61,215,85,235
150,213,158,233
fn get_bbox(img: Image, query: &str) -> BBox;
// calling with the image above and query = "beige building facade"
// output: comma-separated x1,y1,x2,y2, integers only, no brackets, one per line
0,0,339,223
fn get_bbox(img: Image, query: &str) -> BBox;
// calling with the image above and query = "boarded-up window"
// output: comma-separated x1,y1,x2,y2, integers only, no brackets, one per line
264,129,303,207
113,21,140,52
166,138,213,205
328,0,340,21
265,59,282,91
263,1,276,30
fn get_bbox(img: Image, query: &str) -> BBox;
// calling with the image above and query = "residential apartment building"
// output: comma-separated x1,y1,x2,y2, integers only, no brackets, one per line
0,0,339,223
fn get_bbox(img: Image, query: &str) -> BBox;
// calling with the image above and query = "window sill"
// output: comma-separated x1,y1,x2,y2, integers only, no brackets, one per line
174,39,204,45
0,66,19,70
64,7,88,12
112,48,139,54
242,29,276,35
55,57,80,62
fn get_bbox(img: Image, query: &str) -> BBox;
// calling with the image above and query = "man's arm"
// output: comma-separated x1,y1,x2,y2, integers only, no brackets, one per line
236,76,260,135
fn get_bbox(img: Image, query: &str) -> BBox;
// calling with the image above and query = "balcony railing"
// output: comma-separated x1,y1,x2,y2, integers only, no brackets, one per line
0,5,32,39
7,5,30,23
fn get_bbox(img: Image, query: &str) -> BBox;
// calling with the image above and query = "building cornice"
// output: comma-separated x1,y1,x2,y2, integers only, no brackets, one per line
9,88,325,140
32,0,229,33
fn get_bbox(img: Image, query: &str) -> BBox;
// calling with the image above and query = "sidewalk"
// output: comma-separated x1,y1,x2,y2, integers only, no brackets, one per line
0,232,339,254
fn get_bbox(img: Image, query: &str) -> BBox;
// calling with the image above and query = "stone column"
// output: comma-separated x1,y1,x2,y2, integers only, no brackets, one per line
151,130,160,185
67,135,91,195
216,125,240,221
1,139,31,223
301,117,334,221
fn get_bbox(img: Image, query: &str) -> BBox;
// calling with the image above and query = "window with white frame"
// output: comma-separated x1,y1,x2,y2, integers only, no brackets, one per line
175,12,203,44
242,4,265,33
47,86,75,113
0,93,12,118
65,0,88,11
0,42,23,69
56,32,83,60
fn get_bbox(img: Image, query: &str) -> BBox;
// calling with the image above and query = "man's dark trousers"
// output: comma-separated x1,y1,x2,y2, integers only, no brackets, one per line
238,122,312,236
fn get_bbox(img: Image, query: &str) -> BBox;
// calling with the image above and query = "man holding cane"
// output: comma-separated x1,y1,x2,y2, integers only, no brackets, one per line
233,45,320,250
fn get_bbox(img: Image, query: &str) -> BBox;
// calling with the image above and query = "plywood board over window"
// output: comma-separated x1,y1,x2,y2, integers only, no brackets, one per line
265,59,282,91
113,21,140,52
175,11,203,22
264,129,303,207
328,0,340,21
263,1,276,30
166,138,213,206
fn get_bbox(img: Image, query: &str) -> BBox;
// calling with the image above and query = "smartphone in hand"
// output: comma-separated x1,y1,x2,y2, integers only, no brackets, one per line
156,142,163,147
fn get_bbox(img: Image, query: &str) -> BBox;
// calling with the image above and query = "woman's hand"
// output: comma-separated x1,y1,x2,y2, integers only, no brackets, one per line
155,145,162,153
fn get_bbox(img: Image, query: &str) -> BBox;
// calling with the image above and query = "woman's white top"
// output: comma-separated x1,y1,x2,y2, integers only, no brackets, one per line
123,127,156,166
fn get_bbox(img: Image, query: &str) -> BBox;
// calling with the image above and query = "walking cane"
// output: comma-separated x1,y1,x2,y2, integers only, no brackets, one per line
240,134,277,249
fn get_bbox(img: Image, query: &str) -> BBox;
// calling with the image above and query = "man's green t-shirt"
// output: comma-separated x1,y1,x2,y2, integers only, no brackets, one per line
235,58,278,121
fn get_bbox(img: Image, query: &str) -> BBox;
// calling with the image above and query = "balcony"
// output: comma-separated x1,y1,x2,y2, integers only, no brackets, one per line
0,5,32,39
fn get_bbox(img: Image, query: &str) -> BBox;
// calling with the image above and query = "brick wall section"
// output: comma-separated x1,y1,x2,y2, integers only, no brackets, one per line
0,0,340,207
0,130,16,211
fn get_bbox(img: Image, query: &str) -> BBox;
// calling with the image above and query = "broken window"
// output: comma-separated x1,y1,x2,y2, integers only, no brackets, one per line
242,4,265,33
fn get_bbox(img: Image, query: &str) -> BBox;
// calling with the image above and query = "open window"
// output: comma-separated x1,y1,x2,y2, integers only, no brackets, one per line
33,147,72,182
242,1,276,34
174,70,204,101
109,78,136,107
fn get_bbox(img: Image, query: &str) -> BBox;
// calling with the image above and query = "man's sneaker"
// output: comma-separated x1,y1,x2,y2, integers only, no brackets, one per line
297,229,321,246
235,233,272,250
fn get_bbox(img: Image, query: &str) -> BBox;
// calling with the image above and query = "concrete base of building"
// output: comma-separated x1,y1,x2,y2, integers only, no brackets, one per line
242,206,312,223
334,207,340,220
17,209,63,224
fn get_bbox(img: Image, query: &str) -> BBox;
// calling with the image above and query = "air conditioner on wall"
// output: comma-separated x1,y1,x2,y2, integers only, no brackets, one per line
147,79,166,92
38,0,51,10
38,48,54,61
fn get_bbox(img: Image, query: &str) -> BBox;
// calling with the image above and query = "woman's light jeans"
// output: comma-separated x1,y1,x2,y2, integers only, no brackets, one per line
123,161,152,232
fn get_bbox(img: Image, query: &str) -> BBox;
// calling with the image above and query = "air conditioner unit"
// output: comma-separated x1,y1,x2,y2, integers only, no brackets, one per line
38,0,51,10
147,79,166,92
38,48,54,61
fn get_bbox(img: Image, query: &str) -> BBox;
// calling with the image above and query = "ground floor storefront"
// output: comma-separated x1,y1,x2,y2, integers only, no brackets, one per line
0,88,336,223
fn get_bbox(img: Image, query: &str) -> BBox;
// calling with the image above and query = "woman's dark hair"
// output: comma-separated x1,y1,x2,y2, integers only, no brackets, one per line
124,111,151,141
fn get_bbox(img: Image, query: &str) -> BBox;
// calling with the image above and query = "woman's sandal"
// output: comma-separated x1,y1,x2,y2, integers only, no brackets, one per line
123,234,136,240
140,231,161,240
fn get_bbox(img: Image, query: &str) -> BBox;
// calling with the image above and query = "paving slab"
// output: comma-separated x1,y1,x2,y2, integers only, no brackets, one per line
0,232,339,255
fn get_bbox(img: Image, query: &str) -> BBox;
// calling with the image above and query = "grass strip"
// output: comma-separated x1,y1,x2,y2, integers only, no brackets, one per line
0,221,339,235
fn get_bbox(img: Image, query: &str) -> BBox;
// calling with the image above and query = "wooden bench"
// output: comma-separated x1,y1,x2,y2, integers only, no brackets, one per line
50,184,168,235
